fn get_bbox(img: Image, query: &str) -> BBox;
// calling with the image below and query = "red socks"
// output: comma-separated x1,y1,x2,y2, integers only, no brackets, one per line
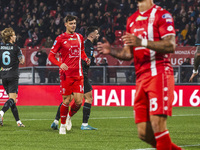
155,130,172,150
171,143,182,150
69,102,81,117
154,130,182,150
60,103,69,124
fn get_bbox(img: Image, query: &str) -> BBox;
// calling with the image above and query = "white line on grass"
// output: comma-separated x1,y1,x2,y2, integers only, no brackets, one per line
130,144,200,150
4,114,200,122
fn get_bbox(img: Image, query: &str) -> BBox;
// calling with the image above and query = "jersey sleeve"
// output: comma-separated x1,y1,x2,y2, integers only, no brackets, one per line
48,37,62,66
157,10,176,38
17,46,23,58
80,35,88,61
126,17,132,34
84,42,93,59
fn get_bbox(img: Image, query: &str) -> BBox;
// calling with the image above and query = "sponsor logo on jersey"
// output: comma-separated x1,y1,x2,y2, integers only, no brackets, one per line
134,28,144,32
53,40,57,45
162,13,172,19
167,25,173,31
0,67,12,71
68,38,77,41
166,19,173,23
136,15,148,21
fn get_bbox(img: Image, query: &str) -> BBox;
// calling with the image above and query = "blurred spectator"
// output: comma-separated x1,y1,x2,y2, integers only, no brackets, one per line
186,23,196,46
181,58,192,82
105,27,115,44
27,27,41,47
180,24,189,45
125,61,135,83
35,50,47,83
43,36,53,48
0,0,199,48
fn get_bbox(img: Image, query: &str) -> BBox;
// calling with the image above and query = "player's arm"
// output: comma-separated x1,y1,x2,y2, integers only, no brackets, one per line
189,46,200,82
193,46,200,71
18,55,25,65
17,48,25,64
97,37,133,60
122,33,175,54
48,38,68,71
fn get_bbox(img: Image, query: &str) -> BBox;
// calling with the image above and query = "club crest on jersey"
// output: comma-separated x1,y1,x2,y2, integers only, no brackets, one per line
53,40,57,45
68,38,77,41
167,25,173,31
162,13,172,19
136,15,148,21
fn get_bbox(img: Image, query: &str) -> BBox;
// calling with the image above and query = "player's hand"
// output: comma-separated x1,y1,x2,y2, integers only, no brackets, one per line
60,63,68,71
189,73,198,82
122,33,141,47
86,58,91,65
97,37,111,55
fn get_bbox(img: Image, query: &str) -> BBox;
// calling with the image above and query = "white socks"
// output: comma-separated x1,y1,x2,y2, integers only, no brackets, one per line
82,123,88,126
54,120,59,125
17,120,22,125
0,110,4,117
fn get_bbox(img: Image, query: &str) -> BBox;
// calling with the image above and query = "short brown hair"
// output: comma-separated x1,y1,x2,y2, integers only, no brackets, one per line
64,15,77,23
1,27,15,43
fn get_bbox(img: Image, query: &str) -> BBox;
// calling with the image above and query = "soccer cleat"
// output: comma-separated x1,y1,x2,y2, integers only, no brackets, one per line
17,123,25,127
51,122,59,130
0,114,3,126
66,115,72,131
59,125,66,134
81,125,98,130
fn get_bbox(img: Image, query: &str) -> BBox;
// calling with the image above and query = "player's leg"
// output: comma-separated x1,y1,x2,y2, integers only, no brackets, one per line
51,102,62,130
134,79,157,147
81,91,97,130
0,78,24,127
148,74,182,150
9,93,25,127
137,122,156,147
81,75,97,130
59,95,71,134
67,77,84,121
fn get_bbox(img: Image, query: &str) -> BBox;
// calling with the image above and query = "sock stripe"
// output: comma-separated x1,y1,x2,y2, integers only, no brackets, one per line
83,106,91,109
155,131,169,139
62,103,69,107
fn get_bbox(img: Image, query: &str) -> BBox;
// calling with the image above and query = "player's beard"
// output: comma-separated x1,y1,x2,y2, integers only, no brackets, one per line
93,38,98,45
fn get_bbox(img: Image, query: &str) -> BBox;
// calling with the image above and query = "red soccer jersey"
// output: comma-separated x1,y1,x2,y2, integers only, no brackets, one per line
49,32,87,77
126,5,175,81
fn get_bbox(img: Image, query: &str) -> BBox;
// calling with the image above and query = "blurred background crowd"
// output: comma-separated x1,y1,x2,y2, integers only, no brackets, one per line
0,0,200,48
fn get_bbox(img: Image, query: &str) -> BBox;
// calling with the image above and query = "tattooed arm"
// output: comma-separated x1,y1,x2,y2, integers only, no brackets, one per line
189,46,200,82
97,37,133,60
122,33,175,53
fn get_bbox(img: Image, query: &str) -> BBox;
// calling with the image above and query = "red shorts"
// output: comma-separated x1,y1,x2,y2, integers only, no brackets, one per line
60,76,84,96
134,73,174,124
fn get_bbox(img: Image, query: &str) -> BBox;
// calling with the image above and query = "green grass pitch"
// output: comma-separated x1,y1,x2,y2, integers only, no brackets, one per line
0,106,199,150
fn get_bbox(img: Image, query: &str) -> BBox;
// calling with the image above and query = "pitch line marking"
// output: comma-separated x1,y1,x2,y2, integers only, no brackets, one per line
131,144,200,150
4,113,200,122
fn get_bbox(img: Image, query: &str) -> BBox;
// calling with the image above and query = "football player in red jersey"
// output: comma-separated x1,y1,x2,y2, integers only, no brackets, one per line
97,0,184,149
48,15,90,134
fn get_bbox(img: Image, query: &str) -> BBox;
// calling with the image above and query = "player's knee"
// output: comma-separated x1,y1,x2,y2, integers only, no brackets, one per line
137,128,147,141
